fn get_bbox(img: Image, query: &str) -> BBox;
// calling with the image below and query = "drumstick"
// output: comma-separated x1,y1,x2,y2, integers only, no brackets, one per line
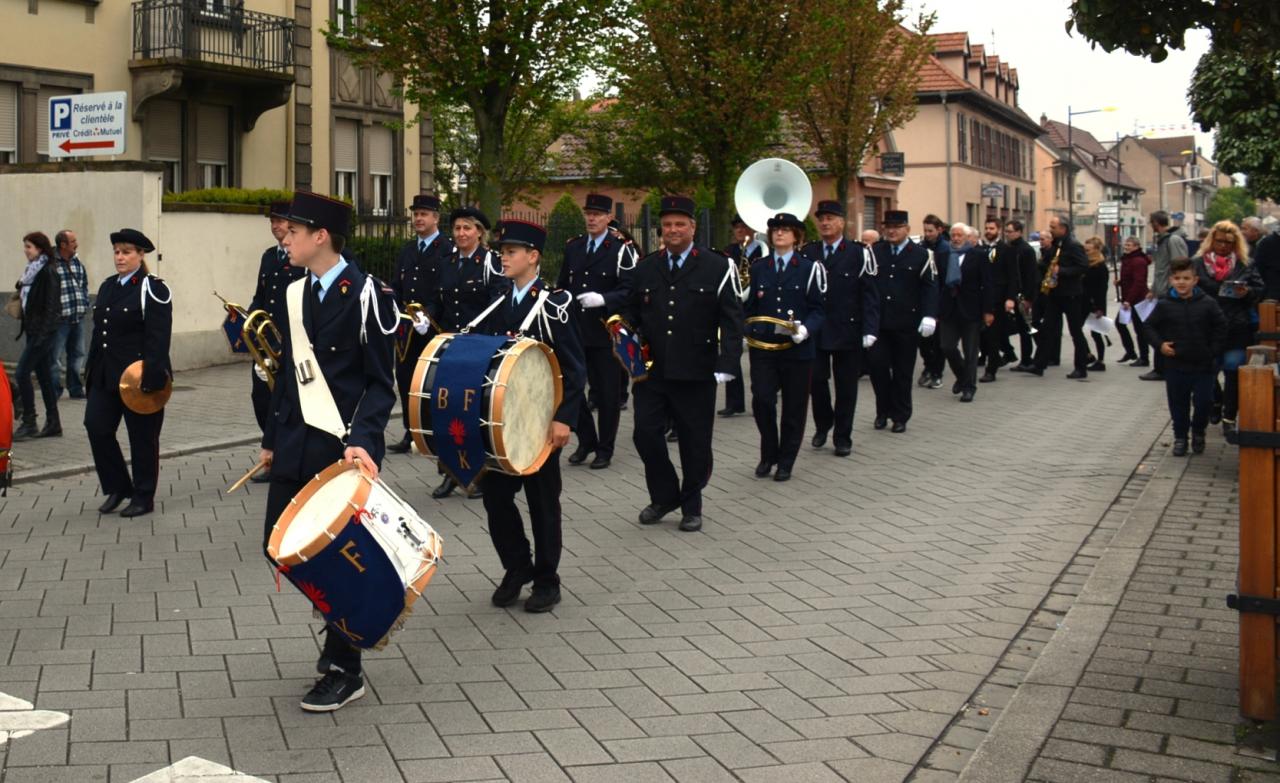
227,457,269,493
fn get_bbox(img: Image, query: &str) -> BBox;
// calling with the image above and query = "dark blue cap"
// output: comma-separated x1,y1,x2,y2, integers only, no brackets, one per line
584,193,612,213
884,209,909,225
109,228,155,253
411,193,441,212
766,212,804,230
815,200,845,217
450,206,491,230
495,219,546,252
283,191,352,238
659,195,696,219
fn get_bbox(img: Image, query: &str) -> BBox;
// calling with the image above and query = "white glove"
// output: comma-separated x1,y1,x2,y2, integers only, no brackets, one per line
576,291,606,309
862,334,877,349
918,317,936,338
714,372,734,384
412,312,431,335
253,363,269,383
790,323,809,344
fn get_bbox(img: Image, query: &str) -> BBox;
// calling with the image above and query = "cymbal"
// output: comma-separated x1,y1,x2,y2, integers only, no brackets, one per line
119,360,172,415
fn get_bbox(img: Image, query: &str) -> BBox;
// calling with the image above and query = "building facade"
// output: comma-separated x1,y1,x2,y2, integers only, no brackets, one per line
1112,135,1234,244
1,0,431,213
1037,117,1144,246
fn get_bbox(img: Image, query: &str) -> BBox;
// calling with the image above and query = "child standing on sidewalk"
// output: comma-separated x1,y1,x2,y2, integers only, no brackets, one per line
1142,258,1227,456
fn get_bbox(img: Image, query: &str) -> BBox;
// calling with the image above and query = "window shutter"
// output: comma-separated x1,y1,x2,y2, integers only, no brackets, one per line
368,125,392,176
0,83,16,153
35,87,66,155
334,118,358,172
147,100,182,160
196,104,229,164
862,197,878,233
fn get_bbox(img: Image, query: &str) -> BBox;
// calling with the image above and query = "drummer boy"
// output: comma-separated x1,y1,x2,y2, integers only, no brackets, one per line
477,220,586,613
259,191,397,712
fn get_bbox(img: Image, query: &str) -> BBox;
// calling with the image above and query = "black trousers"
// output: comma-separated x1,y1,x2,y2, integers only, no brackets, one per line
919,332,945,377
482,451,563,589
1164,368,1214,440
1034,294,1089,372
85,383,164,502
811,347,862,448
1116,309,1149,362
264,478,362,674
940,318,982,392
575,347,621,457
750,351,813,471
1018,305,1037,365
982,313,1015,375
869,328,919,424
394,331,429,432
251,367,271,433
723,356,746,412
632,376,717,516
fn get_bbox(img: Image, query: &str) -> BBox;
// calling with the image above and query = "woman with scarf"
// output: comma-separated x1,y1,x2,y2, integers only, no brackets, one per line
1114,235,1152,367
1083,237,1112,372
13,232,62,440
1193,220,1262,434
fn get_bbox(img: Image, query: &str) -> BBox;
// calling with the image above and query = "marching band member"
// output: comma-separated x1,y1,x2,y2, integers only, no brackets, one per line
802,200,879,457
388,193,451,455
1031,216,1091,379
618,195,743,533
259,192,397,713
745,213,825,481
558,194,634,471
428,206,504,498
718,213,765,418
478,220,586,612
936,223,995,402
246,202,307,483
867,210,938,433
85,229,172,518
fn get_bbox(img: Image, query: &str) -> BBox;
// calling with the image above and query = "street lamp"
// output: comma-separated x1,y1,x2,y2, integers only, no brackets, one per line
1066,105,1117,226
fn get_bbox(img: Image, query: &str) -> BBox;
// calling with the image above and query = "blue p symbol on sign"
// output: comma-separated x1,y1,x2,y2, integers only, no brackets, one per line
51,98,72,131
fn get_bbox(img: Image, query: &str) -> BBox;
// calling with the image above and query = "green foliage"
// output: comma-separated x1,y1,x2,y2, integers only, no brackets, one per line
347,235,399,282
542,194,587,283
1067,0,1280,62
1204,186,1257,226
162,187,293,206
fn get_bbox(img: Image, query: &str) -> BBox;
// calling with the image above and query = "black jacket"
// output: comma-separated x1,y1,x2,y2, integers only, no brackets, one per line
262,263,397,481
86,272,172,393
1003,238,1039,301
1194,256,1263,346
476,277,587,428
249,245,307,328
1083,261,1111,313
801,239,879,351
744,251,826,361
393,233,452,308
557,232,636,348
872,240,939,332
19,259,61,339
619,245,744,381
1251,233,1280,302
1044,235,1089,298
983,241,1021,305
937,245,996,323
1142,288,1227,372
431,245,504,332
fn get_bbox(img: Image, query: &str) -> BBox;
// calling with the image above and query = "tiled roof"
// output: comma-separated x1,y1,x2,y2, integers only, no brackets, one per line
969,43,987,64
917,57,971,92
1042,118,1143,191
928,32,969,53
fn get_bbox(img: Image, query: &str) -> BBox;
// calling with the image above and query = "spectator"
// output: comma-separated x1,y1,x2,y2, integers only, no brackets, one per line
1192,220,1262,434
936,223,994,402
1242,216,1280,301
860,229,880,245
1083,237,1111,371
50,229,89,400
1115,235,1152,367
13,232,62,440
1143,211,1189,381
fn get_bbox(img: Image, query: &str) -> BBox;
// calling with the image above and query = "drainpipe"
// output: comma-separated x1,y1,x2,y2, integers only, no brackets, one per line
941,92,953,222
285,0,296,191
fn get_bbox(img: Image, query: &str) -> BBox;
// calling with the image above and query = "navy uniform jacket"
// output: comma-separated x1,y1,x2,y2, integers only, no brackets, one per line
249,245,306,327
937,246,997,323
873,240,939,332
86,273,172,393
744,252,826,361
392,233,452,308
802,239,879,351
618,245,744,382
430,245,504,332
722,240,766,272
262,262,397,482
477,278,586,429
557,233,636,348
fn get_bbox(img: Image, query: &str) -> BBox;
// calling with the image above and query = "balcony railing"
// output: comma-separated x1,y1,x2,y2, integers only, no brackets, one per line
132,0,293,75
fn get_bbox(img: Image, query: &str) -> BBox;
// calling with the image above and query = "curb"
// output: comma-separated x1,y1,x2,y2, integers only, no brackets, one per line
13,435,261,485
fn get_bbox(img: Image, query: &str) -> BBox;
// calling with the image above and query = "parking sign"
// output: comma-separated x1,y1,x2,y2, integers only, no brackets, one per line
46,91,127,158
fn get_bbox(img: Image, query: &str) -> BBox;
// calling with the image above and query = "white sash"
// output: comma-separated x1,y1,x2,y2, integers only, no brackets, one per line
285,278,347,441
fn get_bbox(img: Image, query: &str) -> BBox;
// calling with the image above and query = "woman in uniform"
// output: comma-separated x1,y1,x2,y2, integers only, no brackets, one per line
84,228,173,517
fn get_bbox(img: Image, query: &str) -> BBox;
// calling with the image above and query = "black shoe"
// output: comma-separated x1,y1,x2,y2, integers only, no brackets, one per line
928,376,944,389
873,417,888,430
891,421,907,433
69,391,86,400
431,476,457,499
567,446,592,465
678,514,702,532
811,429,828,448
1139,370,1164,381
1118,352,1137,363
1009,364,1028,373
1172,439,1188,457
36,420,62,438
98,493,130,514
951,382,962,395
1191,432,1206,454
1223,418,1237,440
12,422,38,441
387,433,412,454
717,407,744,417
979,373,996,383
1130,359,1150,368
1026,367,1045,376
916,371,931,387
1066,369,1088,380
773,467,792,482
1209,405,1222,426
524,585,561,613
589,455,611,470
666,430,678,442
754,460,775,478
120,501,154,518
250,469,272,484
833,444,852,457
639,503,677,525
960,390,975,402
492,567,533,607
300,670,365,713
465,486,483,500
1001,352,1019,366
1087,361,1105,372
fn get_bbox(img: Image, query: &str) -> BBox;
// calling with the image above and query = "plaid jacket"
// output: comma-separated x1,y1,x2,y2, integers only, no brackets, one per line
53,255,90,321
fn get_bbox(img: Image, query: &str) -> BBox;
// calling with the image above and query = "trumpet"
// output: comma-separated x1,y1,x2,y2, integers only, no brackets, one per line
396,303,439,363
214,291,283,391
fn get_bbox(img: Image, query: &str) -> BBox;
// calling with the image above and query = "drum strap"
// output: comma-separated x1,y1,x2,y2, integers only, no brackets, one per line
286,278,348,441
462,294,507,333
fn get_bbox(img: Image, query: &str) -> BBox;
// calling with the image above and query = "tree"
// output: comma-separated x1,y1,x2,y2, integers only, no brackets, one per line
331,0,612,218
1205,185,1257,226
790,0,934,214
542,194,586,282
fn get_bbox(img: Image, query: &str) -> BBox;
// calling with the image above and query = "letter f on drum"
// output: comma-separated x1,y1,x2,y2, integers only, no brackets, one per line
339,540,366,573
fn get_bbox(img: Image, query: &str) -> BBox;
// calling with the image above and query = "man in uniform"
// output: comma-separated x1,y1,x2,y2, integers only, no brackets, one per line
558,193,634,470
618,195,743,532
259,191,397,713
388,193,451,454
718,214,765,417
867,210,938,433
802,200,878,457
247,202,308,482
917,214,950,389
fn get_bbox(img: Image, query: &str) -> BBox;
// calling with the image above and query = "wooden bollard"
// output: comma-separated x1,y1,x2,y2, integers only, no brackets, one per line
1258,301,1280,350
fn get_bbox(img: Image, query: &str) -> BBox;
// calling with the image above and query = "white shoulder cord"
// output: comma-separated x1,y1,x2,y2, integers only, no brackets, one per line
617,243,637,273
523,290,569,341
922,248,937,280
359,276,401,344
861,246,878,277
140,275,172,318
482,249,502,284
463,293,507,333
807,260,828,295
720,256,740,299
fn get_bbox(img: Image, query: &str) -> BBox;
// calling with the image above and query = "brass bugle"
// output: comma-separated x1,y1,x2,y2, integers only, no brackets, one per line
243,310,284,391
213,290,249,319
396,302,440,363
744,316,797,351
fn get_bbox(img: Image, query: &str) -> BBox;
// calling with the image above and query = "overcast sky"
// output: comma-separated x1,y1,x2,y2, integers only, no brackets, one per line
907,0,1215,157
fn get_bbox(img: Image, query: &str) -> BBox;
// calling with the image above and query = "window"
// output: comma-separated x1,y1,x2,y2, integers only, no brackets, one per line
334,0,357,36
956,112,967,164
334,118,359,203
147,99,184,192
196,104,230,188
0,83,15,164
368,124,394,216
862,197,878,233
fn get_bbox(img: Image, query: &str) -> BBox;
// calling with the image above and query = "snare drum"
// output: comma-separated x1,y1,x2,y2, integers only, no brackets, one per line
408,332,563,489
267,461,443,650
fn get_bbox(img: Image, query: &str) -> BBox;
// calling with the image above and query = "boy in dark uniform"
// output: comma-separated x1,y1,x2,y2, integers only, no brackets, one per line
478,220,585,612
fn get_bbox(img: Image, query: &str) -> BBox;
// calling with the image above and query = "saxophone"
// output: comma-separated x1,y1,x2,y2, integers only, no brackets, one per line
1040,246,1061,294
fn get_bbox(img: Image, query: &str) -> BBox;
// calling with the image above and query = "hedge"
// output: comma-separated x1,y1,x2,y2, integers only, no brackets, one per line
162,187,296,207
